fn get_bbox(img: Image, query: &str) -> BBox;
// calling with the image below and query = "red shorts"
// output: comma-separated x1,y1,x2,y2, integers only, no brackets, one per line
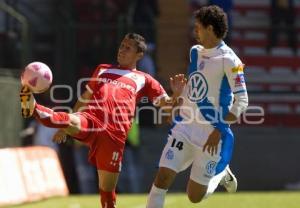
72,112,125,173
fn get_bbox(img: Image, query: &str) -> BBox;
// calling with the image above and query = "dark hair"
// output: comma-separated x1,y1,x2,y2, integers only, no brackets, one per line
125,33,147,53
194,5,228,39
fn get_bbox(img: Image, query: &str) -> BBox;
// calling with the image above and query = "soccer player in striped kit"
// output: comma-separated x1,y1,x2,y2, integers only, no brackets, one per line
147,5,248,208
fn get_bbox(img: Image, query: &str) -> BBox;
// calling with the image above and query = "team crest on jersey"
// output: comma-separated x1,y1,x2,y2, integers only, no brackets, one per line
206,161,217,175
165,149,174,160
187,71,208,102
131,74,138,80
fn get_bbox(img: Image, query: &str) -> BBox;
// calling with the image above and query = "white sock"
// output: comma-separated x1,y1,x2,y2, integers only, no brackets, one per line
205,169,227,198
146,184,168,208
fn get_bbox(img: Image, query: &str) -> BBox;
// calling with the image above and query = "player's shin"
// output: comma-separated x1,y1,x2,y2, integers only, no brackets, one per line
146,184,168,208
100,189,116,208
33,104,70,128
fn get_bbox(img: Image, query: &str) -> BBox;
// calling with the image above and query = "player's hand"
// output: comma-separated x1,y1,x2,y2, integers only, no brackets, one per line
52,129,67,144
170,74,187,98
203,129,221,156
224,112,238,124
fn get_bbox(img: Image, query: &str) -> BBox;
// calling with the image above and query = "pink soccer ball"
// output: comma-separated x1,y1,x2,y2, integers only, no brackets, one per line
21,62,53,93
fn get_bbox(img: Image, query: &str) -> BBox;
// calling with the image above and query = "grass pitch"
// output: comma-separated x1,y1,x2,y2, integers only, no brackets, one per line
9,192,300,208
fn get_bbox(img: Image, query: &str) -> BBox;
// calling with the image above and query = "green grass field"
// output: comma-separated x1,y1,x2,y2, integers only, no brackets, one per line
9,192,300,208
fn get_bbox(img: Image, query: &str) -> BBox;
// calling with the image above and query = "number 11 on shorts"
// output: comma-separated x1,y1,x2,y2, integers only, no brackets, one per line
112,151,119,161
110,151,119,167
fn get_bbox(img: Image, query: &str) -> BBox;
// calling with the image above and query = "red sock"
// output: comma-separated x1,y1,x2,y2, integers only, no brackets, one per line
33,104,70,128
100,189,116,208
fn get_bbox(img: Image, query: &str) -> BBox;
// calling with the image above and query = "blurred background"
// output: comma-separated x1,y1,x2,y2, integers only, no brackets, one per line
0,0,300,196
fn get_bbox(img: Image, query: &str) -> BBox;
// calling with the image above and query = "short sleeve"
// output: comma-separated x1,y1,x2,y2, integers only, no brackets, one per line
141,74,168,106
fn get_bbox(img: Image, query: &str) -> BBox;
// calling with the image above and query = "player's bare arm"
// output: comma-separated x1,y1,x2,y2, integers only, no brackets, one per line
203,112,241,156
203,128,221,156
156,74,187,108
73,89,93,112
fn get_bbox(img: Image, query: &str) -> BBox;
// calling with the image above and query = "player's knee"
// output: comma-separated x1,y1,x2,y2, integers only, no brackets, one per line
154,169,176,189
187,191,205,203
69,114,81,128
64,114,82,134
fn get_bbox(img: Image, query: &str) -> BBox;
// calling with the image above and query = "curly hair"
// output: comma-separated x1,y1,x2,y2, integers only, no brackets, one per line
195,5,228,39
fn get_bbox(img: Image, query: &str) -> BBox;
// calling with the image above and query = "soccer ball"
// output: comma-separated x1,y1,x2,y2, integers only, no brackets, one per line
21,62,53,93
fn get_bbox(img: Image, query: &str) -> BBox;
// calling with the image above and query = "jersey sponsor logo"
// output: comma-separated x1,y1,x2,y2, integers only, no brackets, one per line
187,71,208,102
234,74,245,87
165,149,174,160
98,77,136,93
206,161,217,175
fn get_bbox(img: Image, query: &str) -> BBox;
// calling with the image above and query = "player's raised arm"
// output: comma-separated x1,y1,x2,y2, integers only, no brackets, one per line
155,74,187,108
224,60,249,122
139,73,186,110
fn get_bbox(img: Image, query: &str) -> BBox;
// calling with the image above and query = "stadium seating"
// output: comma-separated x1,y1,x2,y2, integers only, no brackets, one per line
232,0,300,126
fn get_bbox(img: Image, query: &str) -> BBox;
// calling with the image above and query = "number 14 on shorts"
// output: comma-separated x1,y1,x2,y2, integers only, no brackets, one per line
171,138,184,151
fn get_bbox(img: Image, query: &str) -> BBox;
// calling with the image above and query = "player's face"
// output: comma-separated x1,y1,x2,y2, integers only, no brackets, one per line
194,21,210,44
117,38,142,68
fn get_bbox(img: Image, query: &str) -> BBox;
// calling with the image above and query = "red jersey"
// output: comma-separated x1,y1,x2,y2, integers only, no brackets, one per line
83,64,167,144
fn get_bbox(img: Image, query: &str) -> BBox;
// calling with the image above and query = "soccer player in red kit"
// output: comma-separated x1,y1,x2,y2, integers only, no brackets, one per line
20,33,186,208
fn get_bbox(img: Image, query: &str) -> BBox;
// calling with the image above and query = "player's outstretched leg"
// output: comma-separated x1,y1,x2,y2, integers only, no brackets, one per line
20,86,70,128
34,104,70,128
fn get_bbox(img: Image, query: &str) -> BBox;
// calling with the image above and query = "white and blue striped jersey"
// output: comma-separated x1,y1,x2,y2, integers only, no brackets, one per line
175,41,248,146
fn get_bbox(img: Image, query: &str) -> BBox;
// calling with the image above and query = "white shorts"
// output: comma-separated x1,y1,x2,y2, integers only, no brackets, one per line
159,124,234,185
